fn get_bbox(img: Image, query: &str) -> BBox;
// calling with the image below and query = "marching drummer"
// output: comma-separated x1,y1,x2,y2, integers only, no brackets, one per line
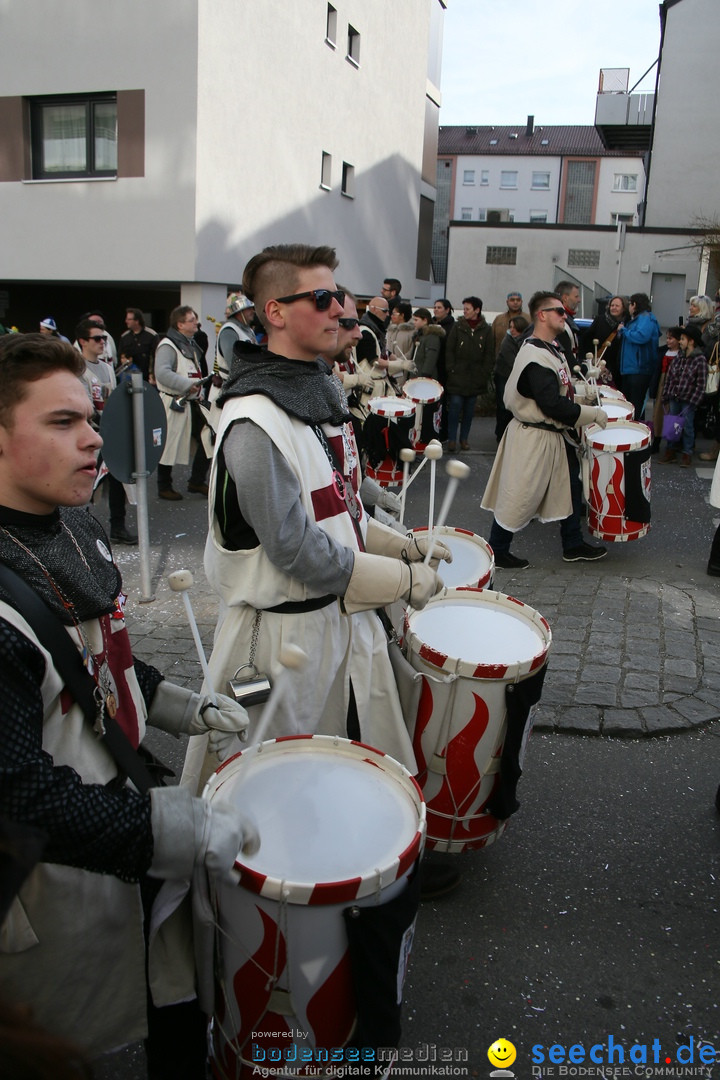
182,243,451,795
482,290,609,569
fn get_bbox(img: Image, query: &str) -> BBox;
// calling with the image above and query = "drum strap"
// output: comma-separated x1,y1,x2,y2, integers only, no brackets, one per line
310,424,366,552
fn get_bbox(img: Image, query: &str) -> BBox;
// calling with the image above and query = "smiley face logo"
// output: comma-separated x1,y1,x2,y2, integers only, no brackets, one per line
488,1039,517,1069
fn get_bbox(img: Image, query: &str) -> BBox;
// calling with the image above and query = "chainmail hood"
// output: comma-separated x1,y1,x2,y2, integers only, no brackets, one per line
0,506,122,624
219,342,351,427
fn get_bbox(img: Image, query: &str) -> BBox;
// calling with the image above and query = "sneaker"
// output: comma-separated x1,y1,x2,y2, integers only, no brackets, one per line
562,542,607,562
158,488,183,501
494,551,530,570
188,481,209,496
110,524,138,545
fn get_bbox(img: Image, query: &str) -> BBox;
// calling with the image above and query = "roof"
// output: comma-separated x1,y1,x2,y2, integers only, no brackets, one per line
438,124,636,158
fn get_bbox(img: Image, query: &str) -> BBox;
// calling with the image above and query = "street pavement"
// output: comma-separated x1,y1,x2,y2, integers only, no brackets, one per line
93,416,720,1079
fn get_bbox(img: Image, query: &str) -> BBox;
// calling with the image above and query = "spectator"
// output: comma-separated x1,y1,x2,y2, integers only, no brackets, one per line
619,293,661,421
443,295,493,452
658,322,708,467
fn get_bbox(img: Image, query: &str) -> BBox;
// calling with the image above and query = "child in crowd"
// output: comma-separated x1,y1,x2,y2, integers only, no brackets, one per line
659,323,708,467
651,326,681,453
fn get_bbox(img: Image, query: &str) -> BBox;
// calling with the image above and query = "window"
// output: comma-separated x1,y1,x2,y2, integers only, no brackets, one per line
611,212,634,224
30,93,117,179
347,24,360,66
568,249,601,268
500,171,518,189
563,160,597,224
480,169,489,186
320,151,332,190
462,169,475,185
461,207,472,220
531,171,550,189
529,210,548,223
613,173,638,192
326,4,337,46
486,246,517,265
341,161,355,197
477,209,487,222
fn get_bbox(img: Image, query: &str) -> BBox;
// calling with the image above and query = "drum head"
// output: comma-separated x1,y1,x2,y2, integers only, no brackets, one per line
368,395,415,417
405,588,551,680
602,401,635,421
204,735,425,902
586,419,651,452
598,387,627,401
412,526,493,589
403,378,443,404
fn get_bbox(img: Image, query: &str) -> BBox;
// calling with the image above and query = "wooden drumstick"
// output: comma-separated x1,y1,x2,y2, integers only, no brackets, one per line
168,570,213,690
423,459,471,565
251,644,307,746
399,447,416,527
400,453,428,494
425,440,443,536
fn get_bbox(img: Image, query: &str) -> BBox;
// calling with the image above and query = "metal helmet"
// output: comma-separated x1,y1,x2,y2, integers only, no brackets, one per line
225,292,254,317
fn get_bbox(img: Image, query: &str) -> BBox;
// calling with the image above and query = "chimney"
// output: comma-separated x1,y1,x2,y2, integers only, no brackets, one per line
526,114,535,136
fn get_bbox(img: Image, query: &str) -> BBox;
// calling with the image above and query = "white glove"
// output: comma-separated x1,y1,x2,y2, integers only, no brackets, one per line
359,477,402,514
365,517,453,566
148,786,260,882
148,680,249,760
577,405,609,429
342,371,375,394
342,552,444,613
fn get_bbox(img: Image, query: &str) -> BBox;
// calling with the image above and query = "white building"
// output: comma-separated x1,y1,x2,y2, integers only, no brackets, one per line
442,0,720,325
0,0,445,334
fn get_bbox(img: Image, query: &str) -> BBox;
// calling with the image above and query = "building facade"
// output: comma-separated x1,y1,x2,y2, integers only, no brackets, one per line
0,0,445,335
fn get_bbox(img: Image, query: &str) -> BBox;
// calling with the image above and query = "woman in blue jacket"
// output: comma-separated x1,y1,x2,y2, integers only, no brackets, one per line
619,293,661,420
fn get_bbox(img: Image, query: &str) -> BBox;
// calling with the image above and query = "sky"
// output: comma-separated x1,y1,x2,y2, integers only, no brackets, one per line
439,0,662,128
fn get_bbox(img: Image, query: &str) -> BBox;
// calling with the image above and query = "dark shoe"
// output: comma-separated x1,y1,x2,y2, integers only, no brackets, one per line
420,860,462,901
651,436,662,454
158,487,183,501
659,449,677,464
562,542,607,562
187,481,209,496
460,440,470,451
447,441,457,453
110,524,138,545
707,564,720,577
679,452,692,468
494,551,530,570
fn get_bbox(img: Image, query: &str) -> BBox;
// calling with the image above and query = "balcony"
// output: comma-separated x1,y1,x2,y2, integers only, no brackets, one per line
594,68,654,152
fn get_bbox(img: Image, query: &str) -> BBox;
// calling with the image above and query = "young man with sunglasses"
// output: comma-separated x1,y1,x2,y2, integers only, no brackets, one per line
482,290,609,568
183,244,448,792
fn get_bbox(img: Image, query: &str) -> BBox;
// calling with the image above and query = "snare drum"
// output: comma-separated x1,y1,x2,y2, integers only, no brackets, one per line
411,525,494,590
403,588,551,853
601,400,635,422
584,419,652,542
598,386,627,402
205,735,425,1077
364,396,415,487
403,377,444,451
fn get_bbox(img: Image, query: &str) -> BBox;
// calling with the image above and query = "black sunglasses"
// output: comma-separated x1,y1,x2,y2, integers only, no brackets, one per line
539,306,566,316
89,335,107,342
274,289,345,311
338,317,359,329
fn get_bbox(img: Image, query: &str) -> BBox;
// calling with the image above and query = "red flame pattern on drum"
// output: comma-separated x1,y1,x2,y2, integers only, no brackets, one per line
413,681,501,847
306,949,356,1050
225,906,290,1066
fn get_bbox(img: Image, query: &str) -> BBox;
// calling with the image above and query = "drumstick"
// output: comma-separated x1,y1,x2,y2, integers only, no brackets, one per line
251,644,307,745
168,570,213,690
400,452,428,495
425,440,443,535
399,447,417,527
423,460,471,565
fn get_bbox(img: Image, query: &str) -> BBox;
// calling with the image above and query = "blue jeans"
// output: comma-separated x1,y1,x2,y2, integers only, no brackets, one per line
488,440,583,554
667,399,695,453
447,394,477,444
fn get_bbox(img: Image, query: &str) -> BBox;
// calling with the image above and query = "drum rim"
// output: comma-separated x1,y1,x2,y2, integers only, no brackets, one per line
585,417,651,451
411,525,494,586
402,377,444,404
368,394,415,416
404,586,551,680
204,734,426,904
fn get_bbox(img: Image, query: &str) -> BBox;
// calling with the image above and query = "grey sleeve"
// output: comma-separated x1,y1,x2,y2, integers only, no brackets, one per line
154,343,196,394
223,420,355,595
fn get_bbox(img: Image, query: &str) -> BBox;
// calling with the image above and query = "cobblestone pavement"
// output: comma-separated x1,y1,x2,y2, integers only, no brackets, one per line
112,420,720,744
